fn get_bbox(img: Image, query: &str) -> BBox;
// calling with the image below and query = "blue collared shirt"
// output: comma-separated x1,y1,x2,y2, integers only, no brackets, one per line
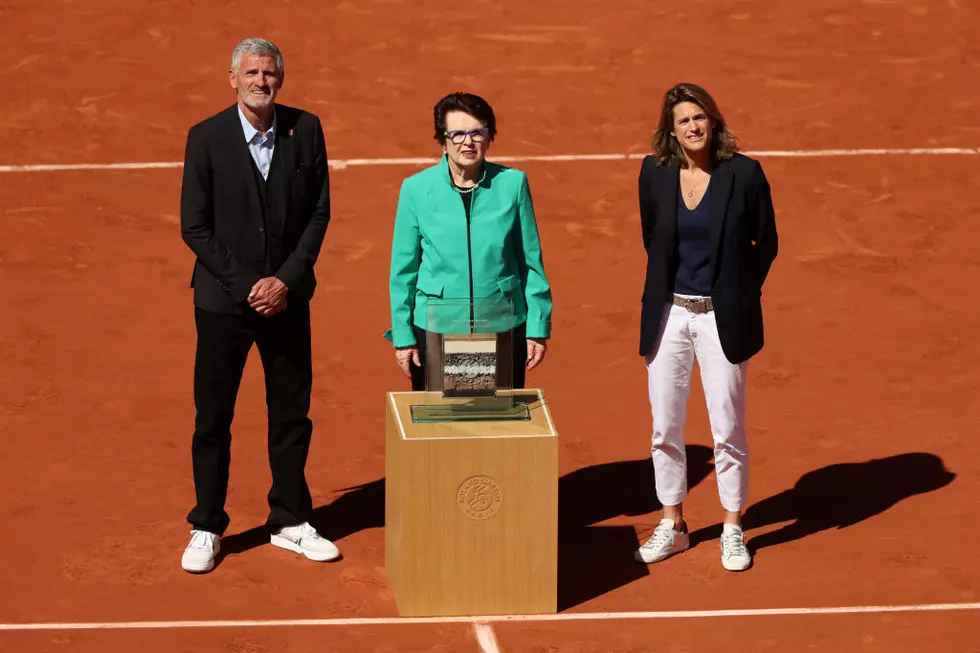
237,105,277,181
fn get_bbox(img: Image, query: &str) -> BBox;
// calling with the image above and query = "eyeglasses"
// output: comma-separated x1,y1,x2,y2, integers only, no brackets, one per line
444,128,490,144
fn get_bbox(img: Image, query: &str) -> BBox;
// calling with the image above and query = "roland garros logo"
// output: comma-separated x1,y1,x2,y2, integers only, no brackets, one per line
457,475,503,520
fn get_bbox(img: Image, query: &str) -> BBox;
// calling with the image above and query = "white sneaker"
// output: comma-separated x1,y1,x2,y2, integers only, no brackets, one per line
181,529,220,573
271,522,340,562
720,523,752,571
634,519,690,564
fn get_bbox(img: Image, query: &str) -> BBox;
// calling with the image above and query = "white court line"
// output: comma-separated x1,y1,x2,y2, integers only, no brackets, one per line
473,621,502,653
747,147,979,158
1,602,978,632
1,147,978,173
0,161,185,172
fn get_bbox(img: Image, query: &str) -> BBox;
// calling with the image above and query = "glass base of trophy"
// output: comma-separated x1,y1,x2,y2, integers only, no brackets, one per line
409,397,531,423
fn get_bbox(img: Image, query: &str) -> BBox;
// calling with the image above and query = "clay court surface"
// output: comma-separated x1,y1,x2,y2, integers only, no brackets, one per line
2,0,979,651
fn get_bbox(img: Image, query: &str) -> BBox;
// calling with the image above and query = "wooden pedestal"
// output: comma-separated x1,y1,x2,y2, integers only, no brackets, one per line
385,390,558,616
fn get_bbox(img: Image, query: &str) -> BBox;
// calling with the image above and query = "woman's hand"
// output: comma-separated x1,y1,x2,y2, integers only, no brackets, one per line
526,338,548,371
395,346,421,378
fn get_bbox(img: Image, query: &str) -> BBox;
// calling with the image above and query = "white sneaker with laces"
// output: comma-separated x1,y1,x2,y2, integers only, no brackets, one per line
720,523,752,571
181,529,220,573
271,522,340,562
634,518,690,564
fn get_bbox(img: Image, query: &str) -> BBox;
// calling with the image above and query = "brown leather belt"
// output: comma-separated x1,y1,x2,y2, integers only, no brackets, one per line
672,295,713,314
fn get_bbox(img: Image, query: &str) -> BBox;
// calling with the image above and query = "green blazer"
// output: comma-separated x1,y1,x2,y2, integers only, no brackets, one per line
385,155,552,348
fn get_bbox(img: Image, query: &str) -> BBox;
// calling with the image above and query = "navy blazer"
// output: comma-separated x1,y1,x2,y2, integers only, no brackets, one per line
638,152,778,364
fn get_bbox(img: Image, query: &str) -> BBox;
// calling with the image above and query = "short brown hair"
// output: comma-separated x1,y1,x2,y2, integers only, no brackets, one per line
433,92,497,145
651,83,739,167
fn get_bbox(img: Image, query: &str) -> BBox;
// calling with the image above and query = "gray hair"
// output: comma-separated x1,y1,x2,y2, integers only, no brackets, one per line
231,38,283,74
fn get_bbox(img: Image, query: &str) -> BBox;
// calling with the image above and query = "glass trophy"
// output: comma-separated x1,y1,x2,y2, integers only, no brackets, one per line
409,296,531,422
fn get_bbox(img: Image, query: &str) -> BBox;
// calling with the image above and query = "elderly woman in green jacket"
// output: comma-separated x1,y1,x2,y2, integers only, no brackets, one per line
385,92,553,390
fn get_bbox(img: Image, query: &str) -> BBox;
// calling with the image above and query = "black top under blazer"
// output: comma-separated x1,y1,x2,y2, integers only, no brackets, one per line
180,103,331,314
638,152,778,364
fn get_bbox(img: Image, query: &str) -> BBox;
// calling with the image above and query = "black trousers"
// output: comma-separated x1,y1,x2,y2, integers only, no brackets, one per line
409,323,527,392
187,303,314,535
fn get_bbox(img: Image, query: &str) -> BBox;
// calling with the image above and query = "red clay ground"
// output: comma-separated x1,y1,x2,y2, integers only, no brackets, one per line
2,0,979,651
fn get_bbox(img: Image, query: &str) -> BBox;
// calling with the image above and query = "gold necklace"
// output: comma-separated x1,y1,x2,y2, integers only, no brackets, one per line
685,171,707,198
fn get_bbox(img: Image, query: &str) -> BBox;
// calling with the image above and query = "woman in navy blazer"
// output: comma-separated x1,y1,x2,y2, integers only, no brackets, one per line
634,83,777,572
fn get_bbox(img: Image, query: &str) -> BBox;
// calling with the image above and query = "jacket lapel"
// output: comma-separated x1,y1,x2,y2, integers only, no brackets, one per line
707,158,733,282
657,165,680,256
224,106,263,215
269,108,296,228
431,153,469,228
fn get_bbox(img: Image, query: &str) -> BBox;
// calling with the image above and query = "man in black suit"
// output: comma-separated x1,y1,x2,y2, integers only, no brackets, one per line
179,37,337,573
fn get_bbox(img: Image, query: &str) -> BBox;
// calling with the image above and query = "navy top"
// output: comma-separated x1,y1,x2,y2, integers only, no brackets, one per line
673,183,712,296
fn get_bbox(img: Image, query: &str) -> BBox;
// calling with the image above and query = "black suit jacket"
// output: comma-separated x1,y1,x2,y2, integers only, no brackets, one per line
638,152,778,364
180,103,331,314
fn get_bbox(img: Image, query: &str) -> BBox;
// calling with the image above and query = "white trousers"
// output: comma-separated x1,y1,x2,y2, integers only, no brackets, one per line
645,301,749,512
